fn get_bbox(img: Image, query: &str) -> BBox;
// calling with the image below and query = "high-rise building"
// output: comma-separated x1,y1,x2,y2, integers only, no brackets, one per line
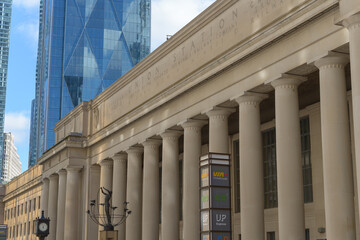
28,99,37,168
0,0,12,178
2,133,21,183
28,0,151,164
28,0,44,168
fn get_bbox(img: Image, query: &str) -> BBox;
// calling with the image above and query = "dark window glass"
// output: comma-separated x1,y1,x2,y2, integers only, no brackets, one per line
301,117,313,203
267,232,275,240
179,159,183,221
305,229,310,240
262,128,277,209
34,198,36,211
233,140,240,213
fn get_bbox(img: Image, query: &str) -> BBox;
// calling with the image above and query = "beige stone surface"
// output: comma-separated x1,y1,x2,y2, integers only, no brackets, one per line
4,1,360,240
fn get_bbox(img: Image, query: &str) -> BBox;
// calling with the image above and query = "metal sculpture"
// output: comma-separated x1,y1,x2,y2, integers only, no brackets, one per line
87,187,131,231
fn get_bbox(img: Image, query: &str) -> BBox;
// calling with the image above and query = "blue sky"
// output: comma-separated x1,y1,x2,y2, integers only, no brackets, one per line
5,0,215,173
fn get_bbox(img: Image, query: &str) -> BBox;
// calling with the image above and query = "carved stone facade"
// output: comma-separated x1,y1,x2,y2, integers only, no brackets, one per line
3,0,360,239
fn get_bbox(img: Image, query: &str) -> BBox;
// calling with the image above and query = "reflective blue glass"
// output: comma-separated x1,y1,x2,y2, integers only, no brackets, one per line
31,0,151,156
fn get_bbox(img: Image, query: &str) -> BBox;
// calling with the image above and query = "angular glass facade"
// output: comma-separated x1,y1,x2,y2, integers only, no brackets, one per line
0,0,12,180
32,0,151,157
28,99,37,168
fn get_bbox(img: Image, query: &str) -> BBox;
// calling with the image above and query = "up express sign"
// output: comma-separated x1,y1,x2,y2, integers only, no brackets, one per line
200,153,232,239
201,165,230,187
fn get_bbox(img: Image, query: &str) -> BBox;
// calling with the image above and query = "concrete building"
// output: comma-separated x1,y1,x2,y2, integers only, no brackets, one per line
0,0,13,178
3,165,42,240
4,0,360,239
2,133,21,183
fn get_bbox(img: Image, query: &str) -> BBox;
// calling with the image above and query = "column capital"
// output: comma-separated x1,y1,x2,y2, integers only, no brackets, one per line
160,130,183,140
267,73,306,89
126,146,144,155
179,119,207,129
99,158,113,167
142,138,162,147
49,174,59,180
343,13,360,30
112,153,127,163
233,91,268,105
57,169,67,176
314,54,349,69
203,107,236,118
66,166,83,173
42,177,50,181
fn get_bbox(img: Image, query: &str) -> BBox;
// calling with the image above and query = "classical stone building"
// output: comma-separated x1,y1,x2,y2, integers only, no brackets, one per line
3,164,42,240
14,0,360,240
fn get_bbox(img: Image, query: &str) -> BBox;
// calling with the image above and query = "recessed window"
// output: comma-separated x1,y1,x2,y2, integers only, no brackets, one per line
267,231,275,240
233,140,240,213
262,128,277,209
301,117,313,203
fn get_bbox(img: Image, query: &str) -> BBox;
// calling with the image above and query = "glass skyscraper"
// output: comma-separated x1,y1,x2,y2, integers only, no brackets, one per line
28,0,151,165
0,0,12,179
28,0,44,168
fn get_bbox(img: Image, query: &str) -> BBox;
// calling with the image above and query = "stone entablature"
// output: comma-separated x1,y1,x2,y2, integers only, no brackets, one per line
54,0,344,164
4,165,42,201
32,0,360,240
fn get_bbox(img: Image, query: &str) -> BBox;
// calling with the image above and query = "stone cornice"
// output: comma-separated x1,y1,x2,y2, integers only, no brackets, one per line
3,176,42,202
38,135,87,165
83,0,338,151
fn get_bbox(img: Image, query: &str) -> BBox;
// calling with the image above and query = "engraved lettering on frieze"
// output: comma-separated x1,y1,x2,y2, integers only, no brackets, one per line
249,0,285,23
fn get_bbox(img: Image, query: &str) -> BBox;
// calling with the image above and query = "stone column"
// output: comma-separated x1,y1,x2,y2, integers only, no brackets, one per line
41,178,50,217
315,55,355,239
235,92,267,240
48,174,59,240
125,147,143,240
99,159,113,229
206,107,235,153
161,131,182,240
344,13,360,219
181,120,206,240
270,75,305,240
64,167,82,240
56,170,67,240
142,139,161,240
112,153,127,240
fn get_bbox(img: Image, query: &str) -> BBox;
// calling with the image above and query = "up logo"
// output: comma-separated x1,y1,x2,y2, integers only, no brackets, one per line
213,171,227,177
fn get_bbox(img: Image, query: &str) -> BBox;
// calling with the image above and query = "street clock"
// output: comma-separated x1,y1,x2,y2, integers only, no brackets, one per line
34,211,50,239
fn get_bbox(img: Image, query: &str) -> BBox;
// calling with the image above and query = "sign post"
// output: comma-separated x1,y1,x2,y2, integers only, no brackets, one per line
200,153,232,240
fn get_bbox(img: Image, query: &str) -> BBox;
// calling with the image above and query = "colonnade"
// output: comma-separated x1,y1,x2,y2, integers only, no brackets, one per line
38,13,360,240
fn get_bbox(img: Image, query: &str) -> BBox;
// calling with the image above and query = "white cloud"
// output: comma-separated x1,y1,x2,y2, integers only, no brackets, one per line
4,112,31,146
16,21,39,47
151,0,216,51
13,0,40,9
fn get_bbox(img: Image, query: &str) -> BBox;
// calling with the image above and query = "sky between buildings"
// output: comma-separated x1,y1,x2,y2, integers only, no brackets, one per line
4,0,216,173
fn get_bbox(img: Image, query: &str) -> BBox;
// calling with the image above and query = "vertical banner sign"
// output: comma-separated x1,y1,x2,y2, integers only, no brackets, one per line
200,153,232,240
0,225,7,240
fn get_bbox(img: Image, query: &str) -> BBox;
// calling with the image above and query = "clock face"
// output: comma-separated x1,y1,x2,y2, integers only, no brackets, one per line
39,222,48,232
